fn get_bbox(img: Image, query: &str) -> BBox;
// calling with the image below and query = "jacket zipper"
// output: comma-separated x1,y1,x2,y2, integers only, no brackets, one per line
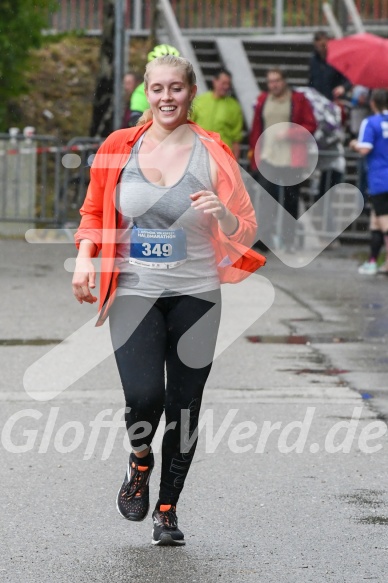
98,149,133,323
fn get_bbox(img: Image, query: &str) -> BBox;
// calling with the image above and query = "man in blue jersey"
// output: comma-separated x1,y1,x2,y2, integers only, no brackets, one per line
350,89,388,275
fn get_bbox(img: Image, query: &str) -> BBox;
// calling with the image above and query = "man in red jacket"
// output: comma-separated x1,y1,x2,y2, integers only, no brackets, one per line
249,68,317,250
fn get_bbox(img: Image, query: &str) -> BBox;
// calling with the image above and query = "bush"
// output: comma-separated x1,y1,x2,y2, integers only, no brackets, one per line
0,0,54,130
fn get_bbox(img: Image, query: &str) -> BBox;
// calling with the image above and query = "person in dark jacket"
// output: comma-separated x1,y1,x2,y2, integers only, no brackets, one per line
121,72,142,128
249,68,317,250
309,31,351,102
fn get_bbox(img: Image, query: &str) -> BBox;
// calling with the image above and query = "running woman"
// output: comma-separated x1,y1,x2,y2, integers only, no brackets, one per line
72,54,265,546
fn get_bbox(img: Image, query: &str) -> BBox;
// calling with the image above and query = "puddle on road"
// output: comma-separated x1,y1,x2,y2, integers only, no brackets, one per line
339,490,388,526
358,516,388,525
281,368,350,376
362,303,383,310
339,490,385,507
0,338,62,346
288,318,318,322
246,335,361,344
33,264,53,271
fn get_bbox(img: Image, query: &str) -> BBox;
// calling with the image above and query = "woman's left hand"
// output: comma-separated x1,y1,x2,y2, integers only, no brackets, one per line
190,190,226,220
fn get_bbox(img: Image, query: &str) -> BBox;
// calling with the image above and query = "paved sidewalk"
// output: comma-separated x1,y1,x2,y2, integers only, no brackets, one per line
1,239,388,583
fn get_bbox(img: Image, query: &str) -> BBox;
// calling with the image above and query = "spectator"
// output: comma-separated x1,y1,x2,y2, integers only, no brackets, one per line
191,68,243,160
309,32,349,209
350,89,388,275
249,68,317,250
295,87,345,213
350,86,371,137
350,86,371,202
121,72,142,128
309,31,351,102
300,87,346,239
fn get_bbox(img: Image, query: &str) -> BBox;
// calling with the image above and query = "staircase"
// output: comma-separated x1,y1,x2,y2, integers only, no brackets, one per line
243,37,312,87
190,39,222,88
191,36,314,89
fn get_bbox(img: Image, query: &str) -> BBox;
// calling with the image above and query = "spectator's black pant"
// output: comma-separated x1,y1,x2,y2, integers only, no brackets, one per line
109,290,221,505
317,169,343,201
316,169,343,235
253,161,302,247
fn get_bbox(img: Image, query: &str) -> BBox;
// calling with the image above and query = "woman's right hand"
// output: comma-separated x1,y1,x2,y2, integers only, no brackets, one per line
72,257,98,304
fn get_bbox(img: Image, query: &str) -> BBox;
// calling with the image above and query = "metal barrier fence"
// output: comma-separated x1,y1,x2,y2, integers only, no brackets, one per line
300,150,368,243
0,132,367,244
249,175,367,253
239,146,368,249
47,0,388,34
0,132,102,235
60,137,103,221
48,0,152,33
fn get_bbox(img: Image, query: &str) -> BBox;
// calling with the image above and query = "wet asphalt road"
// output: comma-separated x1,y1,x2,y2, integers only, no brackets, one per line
268,246,388,419
1,238,388,583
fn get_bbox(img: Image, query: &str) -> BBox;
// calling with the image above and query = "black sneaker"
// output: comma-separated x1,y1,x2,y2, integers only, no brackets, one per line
116,452,154,521
151,504,185,546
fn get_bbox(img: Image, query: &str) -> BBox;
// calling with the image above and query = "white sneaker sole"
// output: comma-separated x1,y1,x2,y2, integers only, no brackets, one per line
151,532,186,546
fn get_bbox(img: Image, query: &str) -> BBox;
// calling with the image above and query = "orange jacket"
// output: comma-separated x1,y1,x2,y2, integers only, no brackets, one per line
75,121,266,325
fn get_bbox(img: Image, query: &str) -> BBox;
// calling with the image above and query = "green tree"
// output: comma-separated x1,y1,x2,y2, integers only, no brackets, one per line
0,0,53,129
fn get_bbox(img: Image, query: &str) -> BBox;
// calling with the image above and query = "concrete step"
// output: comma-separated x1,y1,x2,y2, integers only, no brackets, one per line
245,40,312,87
252,63,310,73
255,75,308,86
247,52,312,64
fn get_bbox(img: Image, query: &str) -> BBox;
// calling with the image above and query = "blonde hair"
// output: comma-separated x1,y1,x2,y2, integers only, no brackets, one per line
137,55,196,126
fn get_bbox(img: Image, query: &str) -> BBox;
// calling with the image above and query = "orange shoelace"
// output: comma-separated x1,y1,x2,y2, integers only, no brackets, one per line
158,504,177,528
122,462,149,499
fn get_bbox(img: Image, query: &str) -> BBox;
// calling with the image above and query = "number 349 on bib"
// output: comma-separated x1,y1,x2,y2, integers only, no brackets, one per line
141,242,173,257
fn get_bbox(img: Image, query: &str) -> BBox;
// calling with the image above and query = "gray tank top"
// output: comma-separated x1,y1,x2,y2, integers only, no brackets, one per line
115,132,220,297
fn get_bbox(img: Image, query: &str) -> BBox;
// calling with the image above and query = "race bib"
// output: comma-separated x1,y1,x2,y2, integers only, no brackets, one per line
129,226,187,269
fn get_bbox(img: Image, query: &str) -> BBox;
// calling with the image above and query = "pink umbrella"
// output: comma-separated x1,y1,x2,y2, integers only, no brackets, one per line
327,32,388,89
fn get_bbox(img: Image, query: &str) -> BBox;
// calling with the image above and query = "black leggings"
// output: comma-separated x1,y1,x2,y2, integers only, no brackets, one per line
109,290,221,505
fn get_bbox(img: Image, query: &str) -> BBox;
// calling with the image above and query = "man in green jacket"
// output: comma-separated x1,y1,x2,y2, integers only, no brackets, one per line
191,68,243,160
